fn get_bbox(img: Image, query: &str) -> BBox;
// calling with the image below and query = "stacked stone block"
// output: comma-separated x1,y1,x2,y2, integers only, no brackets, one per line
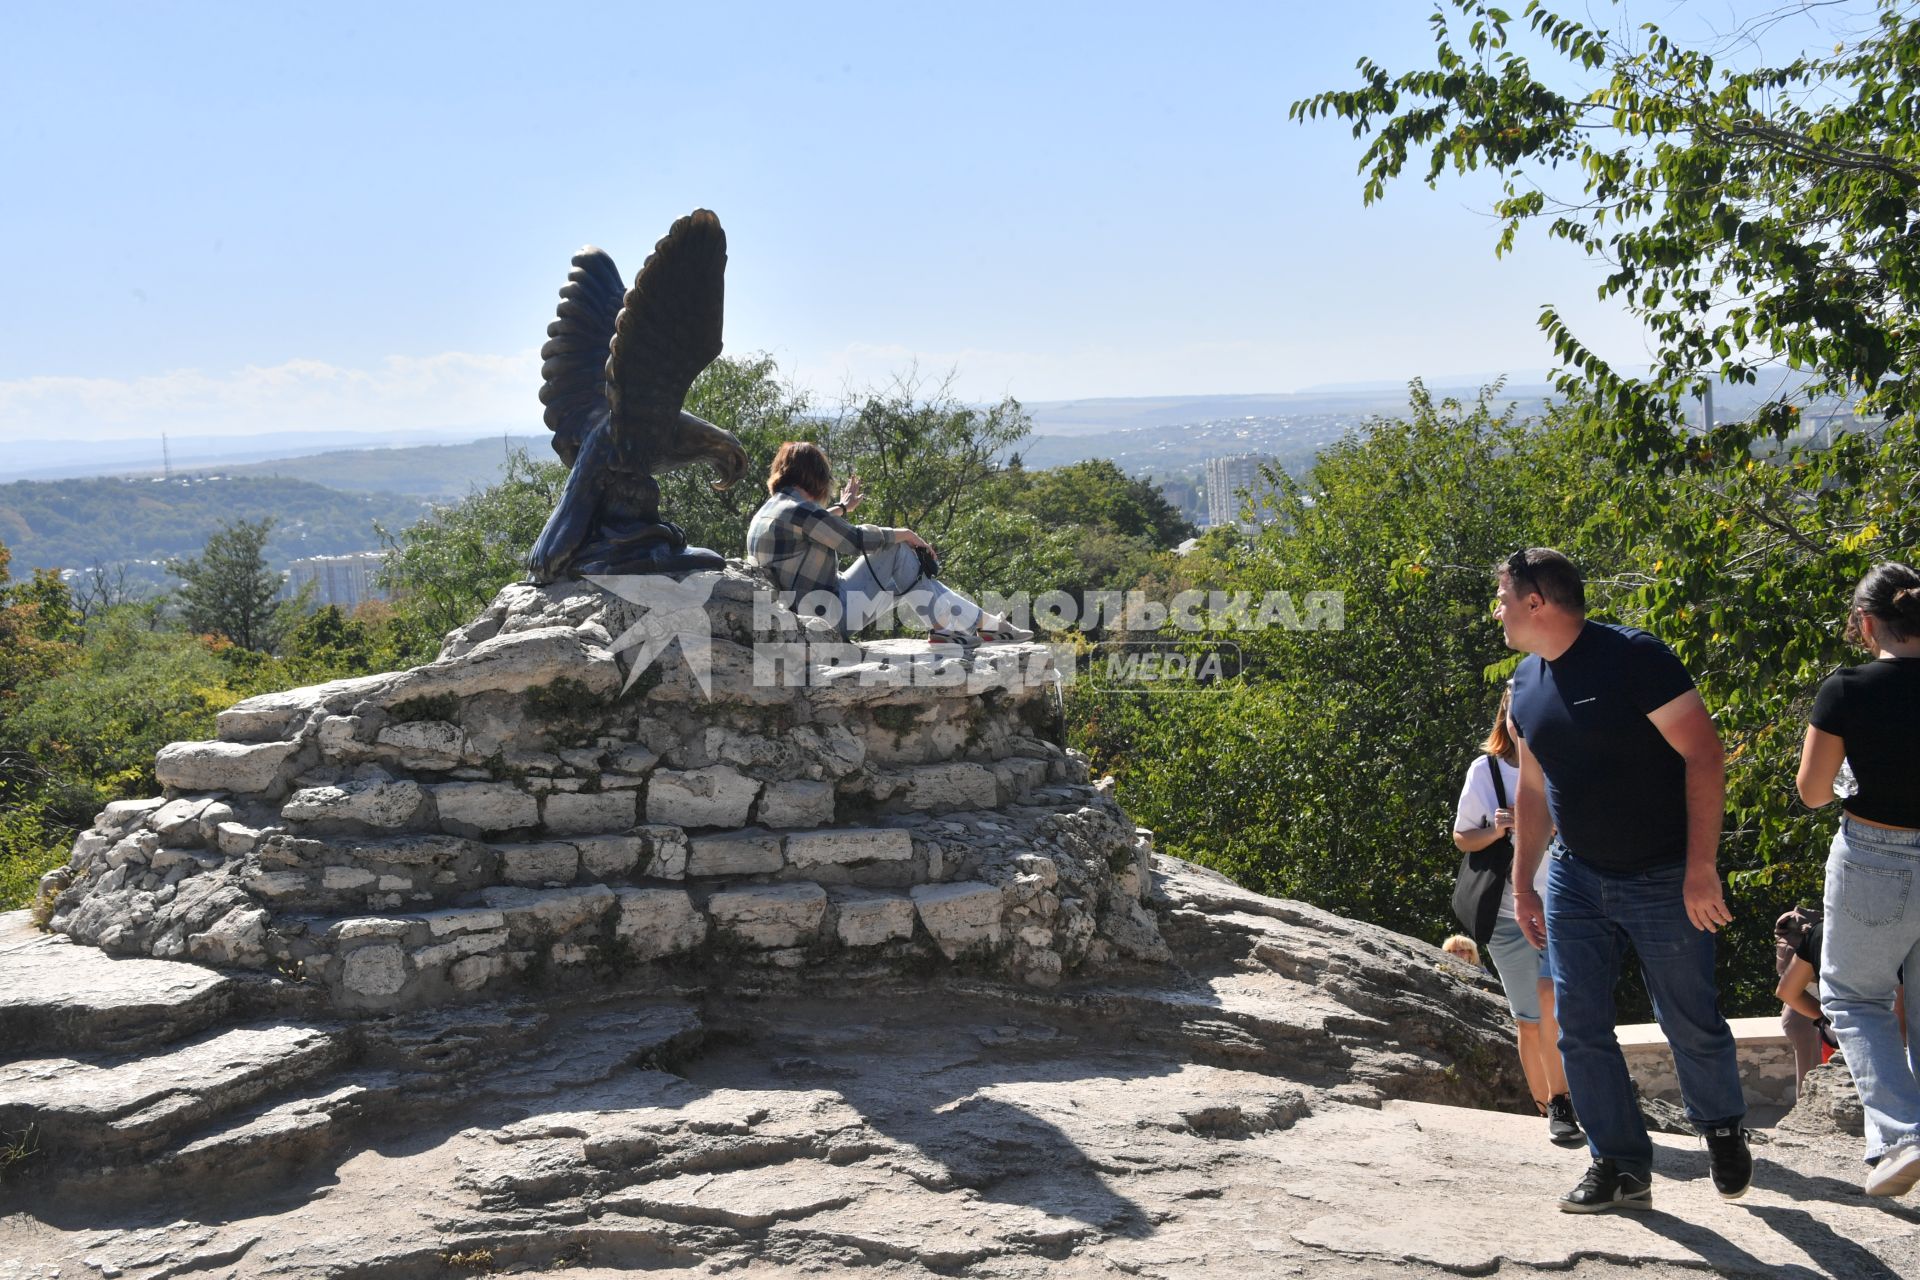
42,568,1167,1012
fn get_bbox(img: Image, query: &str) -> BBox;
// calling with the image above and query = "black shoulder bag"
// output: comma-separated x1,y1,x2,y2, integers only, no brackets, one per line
1449,756,1513,947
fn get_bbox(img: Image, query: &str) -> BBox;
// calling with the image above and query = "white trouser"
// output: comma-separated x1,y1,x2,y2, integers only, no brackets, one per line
838,541,985,634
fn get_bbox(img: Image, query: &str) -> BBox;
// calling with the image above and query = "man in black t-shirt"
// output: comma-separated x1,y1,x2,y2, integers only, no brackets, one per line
1498,549,1749,1213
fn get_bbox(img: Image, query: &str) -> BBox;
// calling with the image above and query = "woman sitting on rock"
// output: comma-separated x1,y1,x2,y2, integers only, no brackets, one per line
746,441,1032,644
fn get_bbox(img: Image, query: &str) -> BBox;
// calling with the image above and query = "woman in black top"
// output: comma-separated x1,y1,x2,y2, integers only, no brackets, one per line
1797,561,1920,1196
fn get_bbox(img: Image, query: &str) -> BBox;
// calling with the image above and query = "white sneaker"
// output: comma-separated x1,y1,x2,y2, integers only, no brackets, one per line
978,617,1035,642
1866,1143,1920,1197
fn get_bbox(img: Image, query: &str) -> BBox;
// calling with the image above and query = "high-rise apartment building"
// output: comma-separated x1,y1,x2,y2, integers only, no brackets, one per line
1204,454,1277,528
285,552,387,611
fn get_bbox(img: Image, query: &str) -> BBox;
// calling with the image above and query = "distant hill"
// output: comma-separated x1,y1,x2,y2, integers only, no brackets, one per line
0,427,521,483
0,474,432,580
220,435,552,498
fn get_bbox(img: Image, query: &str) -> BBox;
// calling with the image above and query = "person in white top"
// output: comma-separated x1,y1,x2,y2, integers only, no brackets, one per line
1454,685,1582,1146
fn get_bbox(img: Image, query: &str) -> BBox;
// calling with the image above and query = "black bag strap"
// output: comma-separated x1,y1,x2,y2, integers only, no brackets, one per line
1487,755,1509,810
860,544,929,594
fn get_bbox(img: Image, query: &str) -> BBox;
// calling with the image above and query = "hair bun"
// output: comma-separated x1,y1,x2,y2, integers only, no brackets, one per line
1895,584,1920,623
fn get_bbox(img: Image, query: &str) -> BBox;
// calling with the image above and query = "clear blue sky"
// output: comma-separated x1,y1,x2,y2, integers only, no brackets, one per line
0,1,1857,441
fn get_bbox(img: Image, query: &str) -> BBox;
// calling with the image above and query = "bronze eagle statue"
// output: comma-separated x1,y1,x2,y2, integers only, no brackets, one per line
526,209,751,583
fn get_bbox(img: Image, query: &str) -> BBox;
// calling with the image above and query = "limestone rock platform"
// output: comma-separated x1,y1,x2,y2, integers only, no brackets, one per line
1,865,1904,1279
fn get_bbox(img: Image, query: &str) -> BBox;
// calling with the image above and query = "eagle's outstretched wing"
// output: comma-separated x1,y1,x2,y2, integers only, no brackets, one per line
605,210,733,476
538,246,624,467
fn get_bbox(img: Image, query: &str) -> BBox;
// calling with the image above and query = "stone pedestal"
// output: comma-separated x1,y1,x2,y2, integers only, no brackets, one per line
43,566,1167,1011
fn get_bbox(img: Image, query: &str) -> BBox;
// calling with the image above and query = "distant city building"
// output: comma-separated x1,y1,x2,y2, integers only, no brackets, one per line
1153,475,1206,526
1204,453,1277,528
285,552,387,611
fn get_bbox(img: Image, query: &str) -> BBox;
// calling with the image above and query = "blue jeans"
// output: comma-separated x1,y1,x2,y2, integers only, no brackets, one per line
1547,844,1745,1174
1820,816,1920,1161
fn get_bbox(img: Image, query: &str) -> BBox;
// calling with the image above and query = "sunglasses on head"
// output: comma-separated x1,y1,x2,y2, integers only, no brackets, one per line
1505,550,1534,593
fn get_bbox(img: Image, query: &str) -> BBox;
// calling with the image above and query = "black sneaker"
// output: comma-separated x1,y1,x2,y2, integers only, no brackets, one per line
1704,1126,1753,1200
1560,1159,1652,1213
1546,1093,1584,1147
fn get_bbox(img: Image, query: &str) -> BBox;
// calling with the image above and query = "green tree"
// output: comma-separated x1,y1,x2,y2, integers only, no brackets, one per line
935,507,1085,606
961,458,1197,617
0,546,78,705
830,373,1032,542
1292,0,1920,444
0,542,83,907
166,517,297,652
1295,0,1920,1008
1003,459,1195,549
279,603,404,680
1073,387,1625,937
0,594,394,911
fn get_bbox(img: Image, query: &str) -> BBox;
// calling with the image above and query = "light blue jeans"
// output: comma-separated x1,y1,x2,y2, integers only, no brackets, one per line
1820,816,1920,1161
1486,915,1544,1023
839,541,985,634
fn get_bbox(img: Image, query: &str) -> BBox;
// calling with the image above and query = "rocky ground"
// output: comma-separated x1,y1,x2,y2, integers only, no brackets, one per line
2,858,1912,1279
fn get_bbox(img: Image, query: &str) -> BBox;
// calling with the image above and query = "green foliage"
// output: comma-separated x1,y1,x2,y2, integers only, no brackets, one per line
167,517,301,653
7,611,268,812
1072,386,1626,939
0,801,67,919
830,373,1033,542
931,457,1195,612
0,545,85,907
278,603,405,681
1292,0,1920,450
0,537,408,910
934,507,1086,606
1001,459,1194,549
0,546,79,709
1295,4,1920,1012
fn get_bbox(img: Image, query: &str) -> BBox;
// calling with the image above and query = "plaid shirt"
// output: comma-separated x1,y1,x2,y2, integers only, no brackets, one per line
746,488,908,618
